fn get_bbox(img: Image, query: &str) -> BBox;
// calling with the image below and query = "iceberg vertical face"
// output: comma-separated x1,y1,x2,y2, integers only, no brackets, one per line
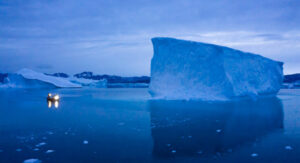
149,37,283,100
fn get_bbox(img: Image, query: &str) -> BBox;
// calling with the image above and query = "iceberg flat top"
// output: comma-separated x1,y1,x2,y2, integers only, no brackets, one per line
17,68,81,88
149,37,283,100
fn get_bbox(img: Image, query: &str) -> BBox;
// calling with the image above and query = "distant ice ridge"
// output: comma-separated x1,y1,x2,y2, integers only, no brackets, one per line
1,74,56,88
282,81,300,89
69,77,107,88
149,37,283,100
0,68,82,88
16,68,82,88
282,73,300,89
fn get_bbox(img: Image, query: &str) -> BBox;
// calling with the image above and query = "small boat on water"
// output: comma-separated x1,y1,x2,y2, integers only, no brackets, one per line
47,93,60,102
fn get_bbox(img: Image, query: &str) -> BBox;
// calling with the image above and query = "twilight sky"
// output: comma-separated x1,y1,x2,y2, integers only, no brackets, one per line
0,0,299,75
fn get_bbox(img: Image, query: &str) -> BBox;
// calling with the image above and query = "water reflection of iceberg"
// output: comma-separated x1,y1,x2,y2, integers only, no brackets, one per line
149,97,283,158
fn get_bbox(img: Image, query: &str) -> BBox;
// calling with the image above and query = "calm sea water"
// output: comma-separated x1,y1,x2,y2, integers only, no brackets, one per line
0,88,300,163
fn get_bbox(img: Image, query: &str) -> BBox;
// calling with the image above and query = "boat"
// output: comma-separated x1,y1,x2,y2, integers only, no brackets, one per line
47,93,60,101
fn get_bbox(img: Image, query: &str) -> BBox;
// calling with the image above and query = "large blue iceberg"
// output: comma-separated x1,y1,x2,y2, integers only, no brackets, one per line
149,37,283,100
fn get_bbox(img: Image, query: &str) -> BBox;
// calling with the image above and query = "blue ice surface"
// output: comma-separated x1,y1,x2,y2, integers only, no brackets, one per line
150,37,283,101
0,88,300,162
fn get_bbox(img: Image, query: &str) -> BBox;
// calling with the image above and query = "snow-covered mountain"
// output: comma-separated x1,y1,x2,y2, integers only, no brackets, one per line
0,73,8,83
45,72,69,78
74,72,150,88
284,73,300,83
282,73,300,89
74,72,150,84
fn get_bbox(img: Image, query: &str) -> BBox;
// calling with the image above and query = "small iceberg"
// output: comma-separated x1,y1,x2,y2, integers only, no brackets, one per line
45,149,55,154
285,145,293,150
36,142,47,147
23,159,41,163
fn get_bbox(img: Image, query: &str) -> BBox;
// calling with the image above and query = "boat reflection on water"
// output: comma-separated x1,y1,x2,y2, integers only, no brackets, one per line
149,97,283,158
47,100,59,108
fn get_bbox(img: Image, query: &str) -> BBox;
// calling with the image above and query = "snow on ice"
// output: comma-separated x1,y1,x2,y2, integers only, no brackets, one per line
17,68,81,88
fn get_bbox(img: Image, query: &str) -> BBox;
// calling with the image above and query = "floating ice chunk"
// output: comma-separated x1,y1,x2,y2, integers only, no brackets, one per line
45,150,55,154
216,129,222,133
83,140,89,144
36,142,46,147
149,37,283,100
16,148,22,152
285,145,293,150
47,131,54,135
33,148,39,151
251,153,258,157
171,150,176,153
23,158,41,163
